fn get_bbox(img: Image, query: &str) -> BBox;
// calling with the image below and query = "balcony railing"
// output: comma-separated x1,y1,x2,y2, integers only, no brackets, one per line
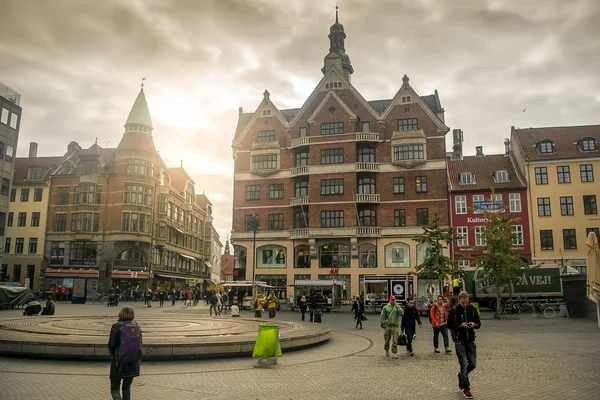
182,203,193,211
291,166,310,177
354,193,380,203
290,196,310,206
356,227,381,236
355,132,380,142
158,185,170,195
291,137,310,148
355,162,380,172
290,228,310,238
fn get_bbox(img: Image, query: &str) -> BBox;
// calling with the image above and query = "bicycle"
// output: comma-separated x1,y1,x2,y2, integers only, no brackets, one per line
516,297,534,312
93,293,106,305
533,302,555,318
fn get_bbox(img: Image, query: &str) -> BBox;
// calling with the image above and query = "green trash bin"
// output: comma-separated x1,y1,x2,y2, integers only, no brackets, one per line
471,302,481,318
252,323,282,358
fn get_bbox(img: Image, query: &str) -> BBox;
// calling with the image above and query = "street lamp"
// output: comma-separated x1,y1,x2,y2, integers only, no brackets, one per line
250,213,259,298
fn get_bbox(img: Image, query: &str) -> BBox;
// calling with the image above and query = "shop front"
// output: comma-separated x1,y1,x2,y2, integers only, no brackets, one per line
111,270,149,299
256,274,287,301
45,268,99,303
153,272,192,290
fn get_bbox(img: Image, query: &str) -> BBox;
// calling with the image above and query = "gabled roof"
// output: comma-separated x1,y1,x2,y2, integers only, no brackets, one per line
13,156,62,185
512,125,600,161
195,194,211,210
234,94,444,138
168,167,194,193
448,154,527,192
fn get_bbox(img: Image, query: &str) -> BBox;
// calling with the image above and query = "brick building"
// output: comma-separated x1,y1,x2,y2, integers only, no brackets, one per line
230,11,450,299
447,131,531,269
42,88,216,296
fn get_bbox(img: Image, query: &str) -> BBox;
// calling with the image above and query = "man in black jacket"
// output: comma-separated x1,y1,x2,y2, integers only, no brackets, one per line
400,297,422,356
447,291,481,400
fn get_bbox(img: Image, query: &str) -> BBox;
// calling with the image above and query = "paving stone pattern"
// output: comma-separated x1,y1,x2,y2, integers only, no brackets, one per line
1,303,599,399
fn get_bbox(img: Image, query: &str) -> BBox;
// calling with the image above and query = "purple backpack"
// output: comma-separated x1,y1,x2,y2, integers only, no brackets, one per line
117,322,143,363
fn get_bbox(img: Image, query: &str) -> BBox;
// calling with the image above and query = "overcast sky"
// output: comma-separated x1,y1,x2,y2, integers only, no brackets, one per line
1,0,599,248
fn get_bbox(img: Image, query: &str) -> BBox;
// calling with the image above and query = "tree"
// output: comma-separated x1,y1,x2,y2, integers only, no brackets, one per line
413,213,457,296
473,210,528,319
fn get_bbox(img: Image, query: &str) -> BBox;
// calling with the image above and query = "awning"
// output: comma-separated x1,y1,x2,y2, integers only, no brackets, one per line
154,272,191,280
180,254,196,261
112,271,149,280
172,226,185,235
45,269,99,278
204,261,214,269
204,278,216,285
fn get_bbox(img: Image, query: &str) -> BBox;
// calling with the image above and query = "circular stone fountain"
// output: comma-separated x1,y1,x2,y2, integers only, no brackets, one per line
0,316,331,360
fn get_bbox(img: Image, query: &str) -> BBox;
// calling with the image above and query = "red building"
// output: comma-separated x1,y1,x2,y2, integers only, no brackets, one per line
447,131,531,268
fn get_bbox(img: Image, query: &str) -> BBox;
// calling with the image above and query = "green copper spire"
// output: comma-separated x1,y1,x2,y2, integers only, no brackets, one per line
124,88,153,134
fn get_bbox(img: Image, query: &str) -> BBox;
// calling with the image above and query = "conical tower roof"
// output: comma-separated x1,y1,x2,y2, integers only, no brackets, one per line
124,89,153,134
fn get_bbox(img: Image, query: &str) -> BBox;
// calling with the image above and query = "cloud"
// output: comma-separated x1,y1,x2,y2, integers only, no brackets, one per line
1,0,600,243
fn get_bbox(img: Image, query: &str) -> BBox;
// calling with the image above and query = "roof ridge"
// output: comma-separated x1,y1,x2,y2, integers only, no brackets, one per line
515,124,600,131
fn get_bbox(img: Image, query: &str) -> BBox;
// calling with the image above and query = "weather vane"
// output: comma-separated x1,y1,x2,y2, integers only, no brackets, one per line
141,77,146,88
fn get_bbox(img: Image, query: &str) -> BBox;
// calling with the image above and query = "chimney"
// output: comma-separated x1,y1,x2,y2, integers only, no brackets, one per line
67,141,80,154
29,142,38,158
452,129,463,160
475,146,483,157
504,138,510,156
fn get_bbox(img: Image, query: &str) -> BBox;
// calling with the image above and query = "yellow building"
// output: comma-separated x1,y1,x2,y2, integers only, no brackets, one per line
3,144,59,291
511,126,600,273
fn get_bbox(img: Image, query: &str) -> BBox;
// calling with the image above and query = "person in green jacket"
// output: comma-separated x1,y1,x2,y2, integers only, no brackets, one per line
380,295,404,358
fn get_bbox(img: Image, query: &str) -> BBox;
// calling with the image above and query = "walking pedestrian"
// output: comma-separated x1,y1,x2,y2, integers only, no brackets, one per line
447,291,481,399
430,295,451,354
267,291,277,318
352,295,365,329
299,295,307,321
401,297,422,357
254,293,265,318
170,288,176,306
369,292,376,314
222,291,228,314
216,291,223,314
209,291,220,316
380,295,404,359
145,289,153,308
108,306,142,400
158,289,165,308
187,288,193,307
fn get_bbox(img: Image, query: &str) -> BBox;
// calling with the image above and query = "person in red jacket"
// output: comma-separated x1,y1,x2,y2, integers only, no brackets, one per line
429,295,452,354
60,284,69,303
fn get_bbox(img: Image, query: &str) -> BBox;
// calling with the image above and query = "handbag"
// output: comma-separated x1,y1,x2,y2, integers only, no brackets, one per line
397,333,408,346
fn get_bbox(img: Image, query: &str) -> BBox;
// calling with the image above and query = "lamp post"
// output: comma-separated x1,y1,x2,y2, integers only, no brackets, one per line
250,213,259,298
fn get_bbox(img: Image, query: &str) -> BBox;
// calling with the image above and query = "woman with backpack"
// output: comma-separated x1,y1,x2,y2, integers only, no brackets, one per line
108,306,142,400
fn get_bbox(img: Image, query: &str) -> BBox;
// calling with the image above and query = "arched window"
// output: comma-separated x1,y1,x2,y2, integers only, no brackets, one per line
357,147,375,163
358,209,377,226
359,243,377,268
234,245,247,270
358,177,376,194
114,248,148,268
319,243,350,269
385,242,410,268
257,245,286,268
295,245,310,268
60,161,72,175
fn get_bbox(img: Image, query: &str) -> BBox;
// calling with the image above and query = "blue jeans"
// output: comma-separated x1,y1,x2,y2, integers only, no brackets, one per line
455,341,477,390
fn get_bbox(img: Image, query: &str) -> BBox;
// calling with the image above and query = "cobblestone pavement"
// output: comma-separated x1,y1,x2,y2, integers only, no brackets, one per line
1,302,599,399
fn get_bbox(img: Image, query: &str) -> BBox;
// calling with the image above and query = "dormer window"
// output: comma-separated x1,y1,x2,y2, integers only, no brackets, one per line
536,140,554,154
459,172,475,185
27,167,47,180
257,130,275,142
578,137,596,152
494,170,509,183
